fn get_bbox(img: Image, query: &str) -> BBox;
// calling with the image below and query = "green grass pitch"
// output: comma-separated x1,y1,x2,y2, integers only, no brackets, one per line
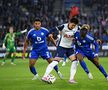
0,57,108,90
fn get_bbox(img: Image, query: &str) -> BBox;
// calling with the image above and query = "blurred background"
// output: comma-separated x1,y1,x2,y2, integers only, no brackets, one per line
0,0,108,57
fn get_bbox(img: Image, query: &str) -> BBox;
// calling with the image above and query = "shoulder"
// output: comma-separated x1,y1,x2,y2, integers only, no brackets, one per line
28,28,35,35
86,34,94,41
56,24,65,31
41,27,49,32
6,33,9,36
74,30,80,37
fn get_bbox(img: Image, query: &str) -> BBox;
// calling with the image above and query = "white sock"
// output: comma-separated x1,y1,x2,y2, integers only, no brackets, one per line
69,60,78,80
43,61,59,77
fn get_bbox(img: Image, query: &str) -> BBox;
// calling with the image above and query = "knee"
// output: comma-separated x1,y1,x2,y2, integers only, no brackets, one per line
77,55,83,61
29,62,35,67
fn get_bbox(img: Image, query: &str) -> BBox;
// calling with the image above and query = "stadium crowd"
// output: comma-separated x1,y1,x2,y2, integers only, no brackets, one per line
0,0,108,46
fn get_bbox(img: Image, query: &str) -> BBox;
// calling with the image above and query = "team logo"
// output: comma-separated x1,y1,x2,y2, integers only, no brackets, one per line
37,37,41,41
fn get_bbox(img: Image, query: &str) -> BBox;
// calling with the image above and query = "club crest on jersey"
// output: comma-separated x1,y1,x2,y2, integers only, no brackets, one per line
64,34,74,38
37,37,41,41
64,31,74,38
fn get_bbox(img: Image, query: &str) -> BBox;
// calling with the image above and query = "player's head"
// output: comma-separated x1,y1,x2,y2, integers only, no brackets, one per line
9,26,14,34
68,18,79,30
81,24,90,31
80,26,88,37
33,18,41,30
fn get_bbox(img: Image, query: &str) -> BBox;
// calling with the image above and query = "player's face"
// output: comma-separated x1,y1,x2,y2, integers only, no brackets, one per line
34,21,41,30
80,29,88,37
68,23,76,30
9,27,14,34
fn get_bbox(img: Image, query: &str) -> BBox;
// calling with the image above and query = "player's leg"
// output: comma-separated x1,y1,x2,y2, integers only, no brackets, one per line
47,58,63,79
42,46,65,80
29,50,39,80
1,48,10,65
62,55,67,66
29,59,39,80
77,53,93,79
90,56,108,79
11,52,16,65
41,50,60,73
69,54,78,83
67,48,78,83
10,47,16,65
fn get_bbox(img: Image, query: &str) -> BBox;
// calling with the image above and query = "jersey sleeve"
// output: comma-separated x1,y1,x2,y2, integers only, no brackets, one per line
49,25,64,34
43,28,50,37
87,34,99,53
92,40,99,53
3,34,8,44
56,25,64,31
27,30,32,40
14,32,21,36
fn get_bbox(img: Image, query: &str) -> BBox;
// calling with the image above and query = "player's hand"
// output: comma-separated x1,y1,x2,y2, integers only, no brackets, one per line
49,34,53,38
2,44,6,49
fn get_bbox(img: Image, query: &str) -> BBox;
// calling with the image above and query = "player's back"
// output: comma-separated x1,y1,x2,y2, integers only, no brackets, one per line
27,27,49,51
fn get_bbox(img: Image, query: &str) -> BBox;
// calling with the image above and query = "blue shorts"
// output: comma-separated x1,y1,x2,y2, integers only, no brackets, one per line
76,49,96,60
29,48,52,60
55,46,75,58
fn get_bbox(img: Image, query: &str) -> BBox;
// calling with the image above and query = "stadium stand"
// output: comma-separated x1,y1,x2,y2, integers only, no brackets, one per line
0,0,108,47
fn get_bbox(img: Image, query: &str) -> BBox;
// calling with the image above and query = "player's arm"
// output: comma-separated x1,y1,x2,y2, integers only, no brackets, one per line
15,29,27,36
48,25,64,46
93,39,99,56
48,34,57,47
22,38,29,59
2,34,8,49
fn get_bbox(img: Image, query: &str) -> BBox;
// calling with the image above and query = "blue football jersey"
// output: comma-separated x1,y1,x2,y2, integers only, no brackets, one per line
74,31,99,54
27,27,49,50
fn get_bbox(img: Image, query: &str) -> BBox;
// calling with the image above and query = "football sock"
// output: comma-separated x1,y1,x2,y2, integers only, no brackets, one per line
43,61,58,77
80,60,90,74
64,55,67,62
30,66,37,75
98,65,108,77
70,60,78,80
54,65,58,72
3,54,8,62
11,55,15,62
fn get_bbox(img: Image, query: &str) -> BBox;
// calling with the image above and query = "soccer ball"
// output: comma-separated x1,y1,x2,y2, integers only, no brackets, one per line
47,74,56,84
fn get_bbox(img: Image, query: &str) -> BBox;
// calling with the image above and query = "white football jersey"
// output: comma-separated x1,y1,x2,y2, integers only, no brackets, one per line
57,24,78,48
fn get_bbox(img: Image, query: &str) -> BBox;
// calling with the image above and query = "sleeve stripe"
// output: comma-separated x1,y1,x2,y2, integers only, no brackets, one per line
41,27,49,32
86,35,94,40
27,28,34,38
56,27,59,31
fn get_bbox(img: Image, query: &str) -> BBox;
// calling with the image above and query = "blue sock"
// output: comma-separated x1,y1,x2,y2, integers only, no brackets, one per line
64,56,67,62
30,66,37,75
98,65,108,77
54,65,58,72
80,60,90,74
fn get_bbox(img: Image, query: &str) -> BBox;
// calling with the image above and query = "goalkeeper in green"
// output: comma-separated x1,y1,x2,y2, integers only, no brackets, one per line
1,26,27,65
